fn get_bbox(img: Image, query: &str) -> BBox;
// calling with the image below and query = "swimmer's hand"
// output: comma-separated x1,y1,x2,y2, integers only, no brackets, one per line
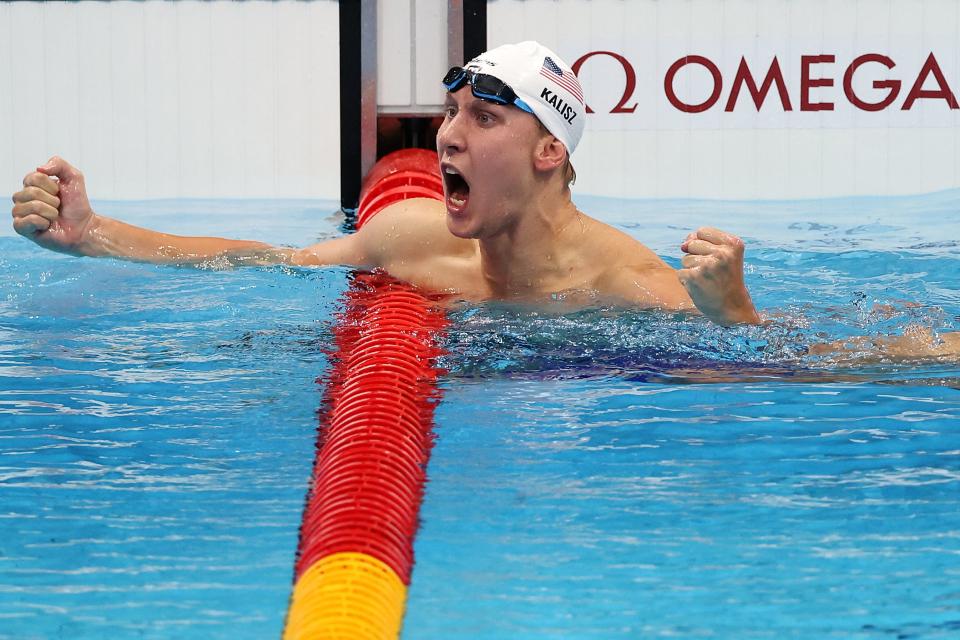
11,156,96,255
678,227,761,326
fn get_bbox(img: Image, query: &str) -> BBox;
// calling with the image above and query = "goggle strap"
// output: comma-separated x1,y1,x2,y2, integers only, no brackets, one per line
513,97,533,113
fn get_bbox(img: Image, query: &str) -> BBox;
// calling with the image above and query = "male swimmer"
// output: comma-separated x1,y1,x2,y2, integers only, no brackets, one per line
11,42,759,325
0,42,786,328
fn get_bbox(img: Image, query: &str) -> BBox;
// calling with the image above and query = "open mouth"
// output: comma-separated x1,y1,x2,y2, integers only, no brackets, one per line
443,166,470,210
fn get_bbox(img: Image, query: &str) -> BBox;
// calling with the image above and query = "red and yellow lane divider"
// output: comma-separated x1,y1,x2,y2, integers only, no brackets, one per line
284,150,447,639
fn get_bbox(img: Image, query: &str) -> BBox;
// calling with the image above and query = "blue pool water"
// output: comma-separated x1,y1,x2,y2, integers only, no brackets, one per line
1,194,959,638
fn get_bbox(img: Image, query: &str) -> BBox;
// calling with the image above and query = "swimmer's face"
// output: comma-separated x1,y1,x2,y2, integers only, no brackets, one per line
437,89,547,238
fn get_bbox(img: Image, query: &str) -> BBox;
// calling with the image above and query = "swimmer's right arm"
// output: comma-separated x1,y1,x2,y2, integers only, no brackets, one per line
11,157,373,268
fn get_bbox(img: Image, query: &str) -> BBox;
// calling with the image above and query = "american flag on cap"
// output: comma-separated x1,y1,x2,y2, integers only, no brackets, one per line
539,56,584,104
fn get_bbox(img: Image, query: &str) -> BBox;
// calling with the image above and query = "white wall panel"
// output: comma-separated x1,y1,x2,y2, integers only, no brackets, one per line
176,1,215,197
209,2,247,199
303,1,340,196
955,118,960,189
378,0,452,113
142,1,181,199
720,129,759,201
41,3,83,175
756,130,789,196
377,0,412,106
0,4,12,182
1,0,339,201
276,1,315,198
819,131,855,198
414,0,446,105
794,130,821,196
111,2,149,198
240,2,278,197
852,128,890,196
76,2,117,196
920,126,956,193
690,129,725,198
11,3,49,181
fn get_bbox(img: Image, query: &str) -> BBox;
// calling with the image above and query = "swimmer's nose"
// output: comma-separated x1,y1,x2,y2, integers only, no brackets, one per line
436,112,466,155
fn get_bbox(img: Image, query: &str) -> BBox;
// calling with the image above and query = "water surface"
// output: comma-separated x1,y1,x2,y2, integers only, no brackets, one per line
0,194,958,638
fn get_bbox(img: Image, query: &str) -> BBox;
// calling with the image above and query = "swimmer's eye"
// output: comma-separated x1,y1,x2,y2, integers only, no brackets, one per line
443,106,457,119
476,111,496,125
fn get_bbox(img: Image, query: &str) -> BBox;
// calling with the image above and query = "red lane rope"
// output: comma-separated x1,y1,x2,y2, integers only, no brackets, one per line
287,150,447,636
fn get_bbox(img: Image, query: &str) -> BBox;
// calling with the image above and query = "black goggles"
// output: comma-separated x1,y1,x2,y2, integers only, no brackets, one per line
441,66,533,113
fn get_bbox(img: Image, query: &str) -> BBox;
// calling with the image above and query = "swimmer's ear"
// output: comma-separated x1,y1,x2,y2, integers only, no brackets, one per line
532,134,567,173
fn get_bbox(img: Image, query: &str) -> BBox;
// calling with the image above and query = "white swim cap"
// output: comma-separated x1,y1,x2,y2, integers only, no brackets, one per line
463,41,585,155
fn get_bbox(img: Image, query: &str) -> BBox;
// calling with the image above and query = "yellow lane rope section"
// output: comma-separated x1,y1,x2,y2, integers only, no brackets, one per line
284,551,407,640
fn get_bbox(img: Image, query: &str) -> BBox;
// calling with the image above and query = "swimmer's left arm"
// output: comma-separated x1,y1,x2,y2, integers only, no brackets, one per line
603,233,759,326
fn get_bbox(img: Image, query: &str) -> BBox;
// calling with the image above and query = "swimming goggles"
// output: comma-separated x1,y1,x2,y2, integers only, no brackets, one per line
442,66,533,113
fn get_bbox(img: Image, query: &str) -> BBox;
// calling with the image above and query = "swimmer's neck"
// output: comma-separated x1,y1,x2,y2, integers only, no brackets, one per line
477,194,584,297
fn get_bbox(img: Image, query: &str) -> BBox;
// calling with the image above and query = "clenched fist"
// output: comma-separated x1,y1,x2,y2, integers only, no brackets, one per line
678,227,760,325
11,156,96,254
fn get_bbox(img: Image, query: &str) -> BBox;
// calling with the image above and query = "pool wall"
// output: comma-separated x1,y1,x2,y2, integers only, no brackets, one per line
2,0,958,204
0,1,340,200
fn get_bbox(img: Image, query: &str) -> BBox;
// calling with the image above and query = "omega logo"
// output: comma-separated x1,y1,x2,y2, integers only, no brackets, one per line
571,51,639,114
571,51,959,113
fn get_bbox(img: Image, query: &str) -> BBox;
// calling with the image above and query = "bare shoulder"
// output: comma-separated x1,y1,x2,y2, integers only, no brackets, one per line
359,198,472,260
582,216,694,311
585,216,664,265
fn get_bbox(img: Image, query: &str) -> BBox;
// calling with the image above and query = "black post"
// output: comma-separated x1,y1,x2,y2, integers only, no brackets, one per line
462,0,487,62
339,0,362,213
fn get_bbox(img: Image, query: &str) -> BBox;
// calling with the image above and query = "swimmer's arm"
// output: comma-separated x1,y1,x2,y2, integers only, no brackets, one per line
290,201,431,268
808,327,960,363
88,198,435,267
13,157,331,266
86,205,398,268
16,158,413,268
85,216,382,268
76,214,292,265
61,213,372,268
289,232,374,268
604,263,761,325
